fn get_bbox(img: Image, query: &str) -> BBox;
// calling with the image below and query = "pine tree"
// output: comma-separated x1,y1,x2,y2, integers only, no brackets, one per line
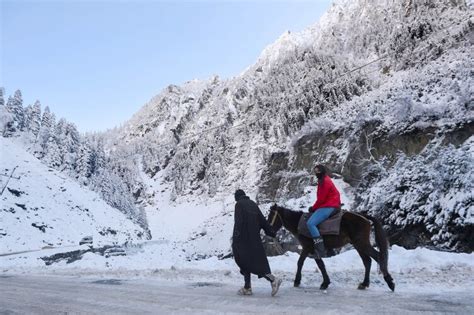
66,123,80,150
29,101,42,137
0,88,14,136
90,168,143,226
76,141,94,182
54,119,68,171
92,139,107,171
24,105,33,132
30,101,41,136
43,135,62,168
5,96,16,135
41,106,53,129
59,122,80,173
6,90,26,131
36,107,55,158
0,87,4,107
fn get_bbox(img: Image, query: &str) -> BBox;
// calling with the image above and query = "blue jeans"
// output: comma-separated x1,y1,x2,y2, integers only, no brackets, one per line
307,207,336,238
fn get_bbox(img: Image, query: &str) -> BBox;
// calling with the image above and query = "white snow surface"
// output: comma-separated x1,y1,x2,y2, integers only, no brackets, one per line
2,242,473,301
2,162,472,299
0,137,146,254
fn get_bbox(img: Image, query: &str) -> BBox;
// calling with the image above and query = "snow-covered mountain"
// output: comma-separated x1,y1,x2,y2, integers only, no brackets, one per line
1,0,471,255
2,3,474,311
0,137,147,253
100,0,472,252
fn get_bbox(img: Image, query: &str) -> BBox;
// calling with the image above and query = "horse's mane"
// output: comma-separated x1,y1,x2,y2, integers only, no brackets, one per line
277,205,303,214
273,205,304,234
277,205,304,221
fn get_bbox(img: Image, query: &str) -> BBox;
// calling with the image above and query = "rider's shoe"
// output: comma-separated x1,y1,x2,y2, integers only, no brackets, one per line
312,237,327,259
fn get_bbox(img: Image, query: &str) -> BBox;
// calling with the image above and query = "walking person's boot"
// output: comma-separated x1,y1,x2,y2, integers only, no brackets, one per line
237,287,253,295
271,277,282,297
265,274,282,296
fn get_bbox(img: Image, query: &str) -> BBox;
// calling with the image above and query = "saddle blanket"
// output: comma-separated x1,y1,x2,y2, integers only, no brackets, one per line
298,208,344,237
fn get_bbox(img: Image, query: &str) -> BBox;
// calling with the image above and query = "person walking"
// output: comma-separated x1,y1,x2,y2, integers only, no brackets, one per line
232,189,282,296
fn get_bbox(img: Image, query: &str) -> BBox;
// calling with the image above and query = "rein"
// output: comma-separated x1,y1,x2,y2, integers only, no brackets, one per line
270,209,284,227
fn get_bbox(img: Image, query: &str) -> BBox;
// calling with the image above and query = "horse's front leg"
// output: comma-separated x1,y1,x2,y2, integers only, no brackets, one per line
315,258,331,290
294,248,309,287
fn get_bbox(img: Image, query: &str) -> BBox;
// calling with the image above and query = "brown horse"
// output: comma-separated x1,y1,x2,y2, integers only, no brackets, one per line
267,204,395,291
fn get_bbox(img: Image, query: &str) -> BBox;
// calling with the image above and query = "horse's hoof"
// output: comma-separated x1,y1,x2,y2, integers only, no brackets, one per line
384,275,395,292
357,283,369,290
294,281,300,287
319,282,330,290
388,282,395,292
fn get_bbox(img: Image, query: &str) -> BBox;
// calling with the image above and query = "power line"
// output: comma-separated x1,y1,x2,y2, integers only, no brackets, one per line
126,14,472,153
0,166,20,196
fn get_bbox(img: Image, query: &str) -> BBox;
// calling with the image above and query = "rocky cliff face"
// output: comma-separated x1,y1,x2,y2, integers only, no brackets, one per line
257,40,473,250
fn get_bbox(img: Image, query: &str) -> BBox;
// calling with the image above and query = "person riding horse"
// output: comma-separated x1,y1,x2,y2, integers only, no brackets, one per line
307,164,341,258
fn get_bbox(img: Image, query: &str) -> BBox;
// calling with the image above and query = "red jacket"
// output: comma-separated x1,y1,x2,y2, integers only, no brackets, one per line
311,175,341,211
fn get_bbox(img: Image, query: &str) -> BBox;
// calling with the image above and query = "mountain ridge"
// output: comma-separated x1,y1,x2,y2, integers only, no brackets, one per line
101,0,472,251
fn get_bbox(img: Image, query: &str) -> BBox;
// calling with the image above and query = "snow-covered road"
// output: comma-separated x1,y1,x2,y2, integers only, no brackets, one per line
1,274,473,314
2,243,473,314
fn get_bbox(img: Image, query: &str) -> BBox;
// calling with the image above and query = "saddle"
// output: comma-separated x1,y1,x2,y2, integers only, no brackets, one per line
298,208,344,238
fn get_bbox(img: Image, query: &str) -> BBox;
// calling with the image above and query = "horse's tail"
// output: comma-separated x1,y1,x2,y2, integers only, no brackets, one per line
362,214,389,273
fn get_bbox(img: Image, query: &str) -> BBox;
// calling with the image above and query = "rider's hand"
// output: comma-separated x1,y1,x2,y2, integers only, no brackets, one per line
308,206,313,213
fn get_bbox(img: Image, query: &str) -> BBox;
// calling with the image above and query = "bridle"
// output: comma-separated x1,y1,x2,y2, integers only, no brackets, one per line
269,208,284,227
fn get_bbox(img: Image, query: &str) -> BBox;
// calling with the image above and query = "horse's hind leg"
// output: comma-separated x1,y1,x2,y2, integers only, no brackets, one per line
315,258,331,290
356,249,372,290
367,246,395,292
294,249,309,287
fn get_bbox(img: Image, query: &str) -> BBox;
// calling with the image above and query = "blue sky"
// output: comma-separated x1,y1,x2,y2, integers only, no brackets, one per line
1,0,332,132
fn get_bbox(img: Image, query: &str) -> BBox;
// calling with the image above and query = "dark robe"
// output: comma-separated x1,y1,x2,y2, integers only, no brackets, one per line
232,195,276,277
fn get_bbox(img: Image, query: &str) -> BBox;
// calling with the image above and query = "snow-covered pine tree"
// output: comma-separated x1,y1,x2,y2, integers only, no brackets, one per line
51,119,78,174
6,90,26,132
76,140,94,182
60,122,80,174
89,168,143,225
0,88,14,136
23,104,33,132
4,96,16,136
90,139,106,173
29,101,42,137
40,106,54,129
54,119,66,166
36,107,55,158
43,134,62,168
0,87,4,107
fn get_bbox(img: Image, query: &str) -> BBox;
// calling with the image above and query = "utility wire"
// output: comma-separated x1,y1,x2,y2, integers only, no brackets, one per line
0,166,20,196
125,15,472,152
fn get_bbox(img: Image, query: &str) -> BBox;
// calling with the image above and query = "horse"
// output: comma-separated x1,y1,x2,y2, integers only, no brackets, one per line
267,204,395,291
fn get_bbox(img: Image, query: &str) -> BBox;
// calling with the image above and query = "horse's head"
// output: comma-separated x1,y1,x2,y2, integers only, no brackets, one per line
267,204,284,232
